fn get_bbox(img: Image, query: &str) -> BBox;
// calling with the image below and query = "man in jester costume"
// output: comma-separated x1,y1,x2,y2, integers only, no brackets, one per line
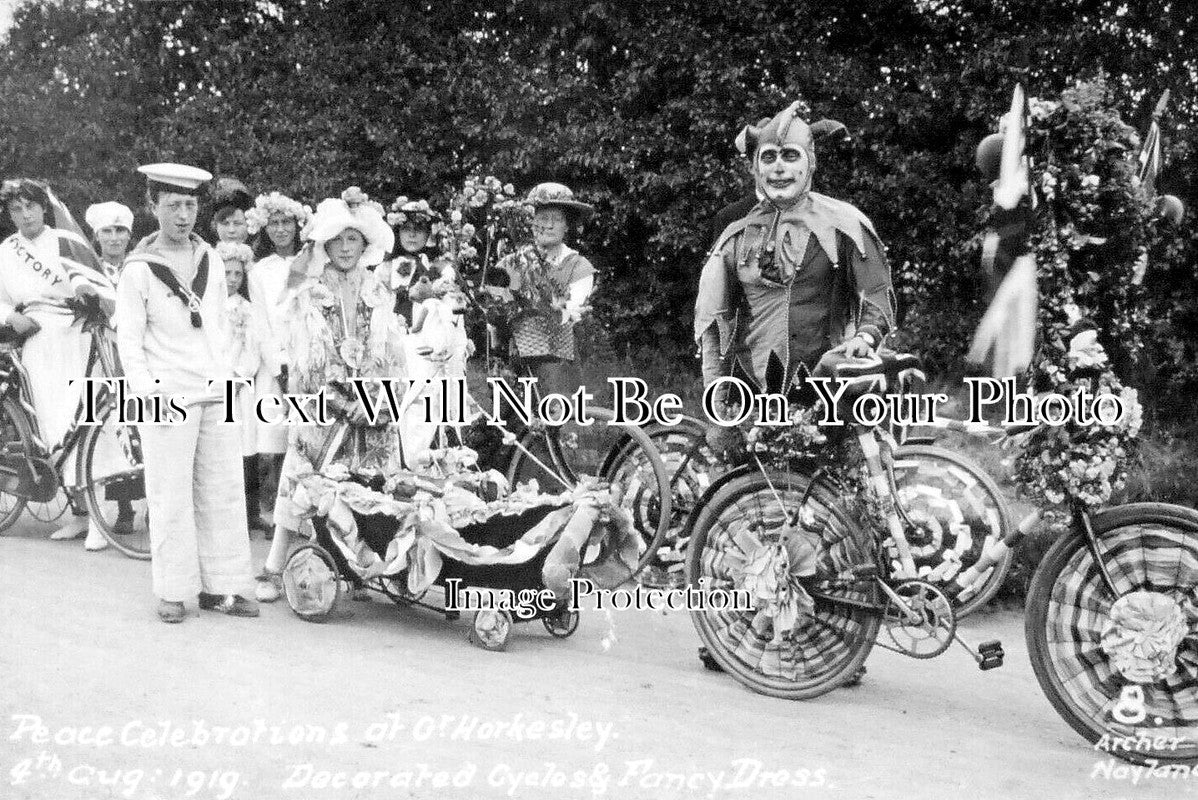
694,101,896,401
692,101,896,675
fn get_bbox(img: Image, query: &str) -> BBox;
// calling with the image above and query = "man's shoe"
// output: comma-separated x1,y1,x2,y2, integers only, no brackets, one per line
255,570,282,603
198,593,260,617
157,600,185,624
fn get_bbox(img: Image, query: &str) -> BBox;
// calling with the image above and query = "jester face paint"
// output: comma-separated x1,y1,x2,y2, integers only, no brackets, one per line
755,144,812,206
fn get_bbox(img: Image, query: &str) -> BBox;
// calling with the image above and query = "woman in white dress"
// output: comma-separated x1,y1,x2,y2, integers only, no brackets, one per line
245,192,312,533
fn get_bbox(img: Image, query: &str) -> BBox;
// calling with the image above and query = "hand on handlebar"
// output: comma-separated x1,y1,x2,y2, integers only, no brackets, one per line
841,335,875,359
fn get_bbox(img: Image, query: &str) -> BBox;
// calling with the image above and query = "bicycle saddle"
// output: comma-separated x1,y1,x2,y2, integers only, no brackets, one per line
833,350,925,391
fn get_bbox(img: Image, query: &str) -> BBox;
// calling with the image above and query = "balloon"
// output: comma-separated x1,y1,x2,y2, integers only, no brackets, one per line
975,133,1004,180
1155,194,1185,225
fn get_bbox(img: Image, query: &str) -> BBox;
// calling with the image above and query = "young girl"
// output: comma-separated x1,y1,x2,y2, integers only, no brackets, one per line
216,240,267,533
245,192,311,535
382,197,455,326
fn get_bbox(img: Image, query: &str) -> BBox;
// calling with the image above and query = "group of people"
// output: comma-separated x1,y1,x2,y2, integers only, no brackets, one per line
1,100,896,625
0,166,603,623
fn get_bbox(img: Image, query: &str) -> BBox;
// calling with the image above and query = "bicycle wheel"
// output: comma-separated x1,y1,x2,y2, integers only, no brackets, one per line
1025,503,1198,764
632,416,722,580
686,469,881,699
891,444,1014,618
282,543,342,622
80,401,150,559
505,406,673,576
0,396,32,533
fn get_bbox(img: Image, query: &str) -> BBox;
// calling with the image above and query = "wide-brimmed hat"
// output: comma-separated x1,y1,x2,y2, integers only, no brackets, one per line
525,182,594,218
303,192,395,270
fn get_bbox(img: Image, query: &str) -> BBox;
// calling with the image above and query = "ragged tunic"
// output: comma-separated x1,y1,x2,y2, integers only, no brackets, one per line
694,192,896,392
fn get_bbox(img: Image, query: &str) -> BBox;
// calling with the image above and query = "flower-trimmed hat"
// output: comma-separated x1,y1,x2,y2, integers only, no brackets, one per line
387,196,440,229
302,187,394,270
245,191,312,236
525,182,594,219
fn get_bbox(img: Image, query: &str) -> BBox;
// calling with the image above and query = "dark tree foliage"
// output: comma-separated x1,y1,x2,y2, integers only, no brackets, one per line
1,0,1194,412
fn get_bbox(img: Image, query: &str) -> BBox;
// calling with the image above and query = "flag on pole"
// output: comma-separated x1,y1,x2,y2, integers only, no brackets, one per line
968,85,1038,378
1138,90,1168,196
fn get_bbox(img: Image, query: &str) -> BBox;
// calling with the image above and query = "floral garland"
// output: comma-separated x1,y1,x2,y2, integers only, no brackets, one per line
245,191,313,236
1010,77,1159,514
287,267,400,391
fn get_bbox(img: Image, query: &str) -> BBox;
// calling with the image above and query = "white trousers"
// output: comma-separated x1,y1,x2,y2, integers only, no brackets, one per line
140,402,252,601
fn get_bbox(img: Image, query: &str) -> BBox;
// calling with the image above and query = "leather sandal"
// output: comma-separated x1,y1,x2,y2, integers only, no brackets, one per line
198,593,260,617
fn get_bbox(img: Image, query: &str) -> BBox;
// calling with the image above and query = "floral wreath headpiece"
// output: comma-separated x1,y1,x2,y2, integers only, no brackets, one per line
245,191,313,236
387,196,440,229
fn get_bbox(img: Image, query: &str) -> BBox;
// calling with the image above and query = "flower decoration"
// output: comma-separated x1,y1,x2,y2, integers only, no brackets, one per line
339,337,365,371
387,196,440,229
1100,590,1188,683
1009,77,1161,513
245,191,312,235
340,186,385,218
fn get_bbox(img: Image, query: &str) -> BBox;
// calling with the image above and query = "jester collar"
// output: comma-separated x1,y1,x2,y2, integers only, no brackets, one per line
694,191,879,347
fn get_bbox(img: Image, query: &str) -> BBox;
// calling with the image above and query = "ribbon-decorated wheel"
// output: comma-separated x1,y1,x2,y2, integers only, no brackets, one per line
685,469,881,699
1026,503,1198,764
890,444,1013,617
282,543,342,622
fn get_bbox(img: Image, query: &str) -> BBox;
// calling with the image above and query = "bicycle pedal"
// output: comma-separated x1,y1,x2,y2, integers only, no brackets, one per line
977,640,1004,670
848,564,879,580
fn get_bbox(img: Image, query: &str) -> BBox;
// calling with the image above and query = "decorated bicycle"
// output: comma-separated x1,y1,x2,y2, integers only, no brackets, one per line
682,84,1197,765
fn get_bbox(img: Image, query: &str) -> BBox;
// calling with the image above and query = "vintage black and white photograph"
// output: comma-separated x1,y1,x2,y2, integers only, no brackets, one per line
1,1,1196,798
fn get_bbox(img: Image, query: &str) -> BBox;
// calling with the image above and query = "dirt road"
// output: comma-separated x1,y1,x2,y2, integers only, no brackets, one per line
2,518,1190,800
